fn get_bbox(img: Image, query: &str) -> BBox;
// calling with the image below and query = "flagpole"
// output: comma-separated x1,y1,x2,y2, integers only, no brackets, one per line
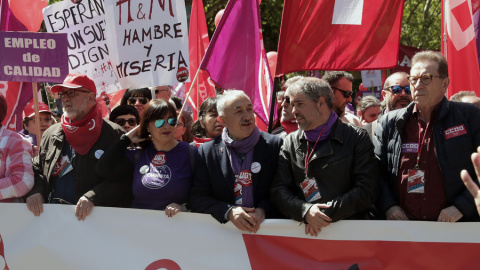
196,71,199,118
32,82,42,146
443,0,448,59
267,77,278,133
178,68,201,122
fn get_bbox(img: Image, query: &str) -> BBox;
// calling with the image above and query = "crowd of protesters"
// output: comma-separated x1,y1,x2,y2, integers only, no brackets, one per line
1,50,480,235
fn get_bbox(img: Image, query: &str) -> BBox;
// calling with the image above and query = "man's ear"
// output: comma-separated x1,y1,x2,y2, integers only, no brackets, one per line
357,110,363,120
316,97,326,110
442,77,450,93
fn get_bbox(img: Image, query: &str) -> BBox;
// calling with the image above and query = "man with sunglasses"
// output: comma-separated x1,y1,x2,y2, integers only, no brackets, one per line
382,72,413,112
374,51,480,222
25,73,130,221
152,85,172,101
322,71,361,127
191,90,283,233
109,105,139,132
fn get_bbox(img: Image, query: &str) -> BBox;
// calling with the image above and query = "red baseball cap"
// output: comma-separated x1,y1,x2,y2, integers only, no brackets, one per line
51,73,97,95
24,100,52,118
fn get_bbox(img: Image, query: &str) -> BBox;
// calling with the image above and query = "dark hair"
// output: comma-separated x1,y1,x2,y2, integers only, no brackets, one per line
322,71,354,86
120,88,152,105
191,97,218,138
109,104,140,124
177,110,193,142
138,99,177,149
412,50,448,78
0,94,7,125
170,96,183,110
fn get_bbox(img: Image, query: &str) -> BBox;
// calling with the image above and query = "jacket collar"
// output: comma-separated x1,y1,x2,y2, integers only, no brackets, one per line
295,119,344,159
395,97,448,131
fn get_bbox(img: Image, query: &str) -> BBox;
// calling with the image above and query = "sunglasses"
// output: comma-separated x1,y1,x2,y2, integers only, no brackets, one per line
154,118,177,128
127,97,148,105
331,86,353,98
115,118,137,126
155,88,171,94
284,96,291,104
388,85,411,95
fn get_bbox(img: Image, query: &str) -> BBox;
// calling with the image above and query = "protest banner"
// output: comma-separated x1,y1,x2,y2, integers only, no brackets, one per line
43,0,123,96
104,0,190,89
1,204,479,269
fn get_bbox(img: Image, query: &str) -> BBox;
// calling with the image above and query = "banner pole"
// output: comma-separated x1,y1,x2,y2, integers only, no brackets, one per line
31,82,41,146
178,68,201,122
196,71,199,118
267,77,278,133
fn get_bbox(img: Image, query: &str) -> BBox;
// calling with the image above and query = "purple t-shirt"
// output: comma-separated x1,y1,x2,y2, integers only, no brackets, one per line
126,141,197,210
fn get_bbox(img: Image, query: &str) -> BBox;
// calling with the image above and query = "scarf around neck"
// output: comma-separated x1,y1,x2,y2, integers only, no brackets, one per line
281,119,298,134
61,103,103,155
222,126,260,207
304,111,338,142
193,137,213,147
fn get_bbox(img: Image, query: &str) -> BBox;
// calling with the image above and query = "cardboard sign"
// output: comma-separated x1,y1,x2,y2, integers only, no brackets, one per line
104,0,190,88
0,31,68,83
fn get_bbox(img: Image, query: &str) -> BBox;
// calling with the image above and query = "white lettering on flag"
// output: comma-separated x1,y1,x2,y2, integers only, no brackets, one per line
446,0,475,51
332,0,364,25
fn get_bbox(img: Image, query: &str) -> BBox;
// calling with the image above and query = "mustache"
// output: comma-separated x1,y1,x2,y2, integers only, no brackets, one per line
241,119,253,124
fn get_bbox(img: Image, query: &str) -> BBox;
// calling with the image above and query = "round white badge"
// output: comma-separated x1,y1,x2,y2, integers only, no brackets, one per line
95,149,104,159
251,162,261,173
140,165,150,174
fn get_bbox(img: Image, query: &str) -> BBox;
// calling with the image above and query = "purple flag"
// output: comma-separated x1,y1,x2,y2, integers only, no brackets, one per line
199,0,273,130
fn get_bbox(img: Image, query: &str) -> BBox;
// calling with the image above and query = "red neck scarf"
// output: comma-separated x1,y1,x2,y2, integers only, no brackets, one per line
281,119,298,134
193,137,213,147
62,104,103,155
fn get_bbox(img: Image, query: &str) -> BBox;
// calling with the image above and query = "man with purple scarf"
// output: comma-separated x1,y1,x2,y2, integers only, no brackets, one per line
271,78,378,237
191,90,283,233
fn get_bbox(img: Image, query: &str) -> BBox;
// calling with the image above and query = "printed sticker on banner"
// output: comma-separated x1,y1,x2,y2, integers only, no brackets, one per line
152,152,166,166
234,182,242,206
402,143,418,153
176,67,189,82
408,169,425,193
251,162,261,173
444,124,467,140
301,177,321,203
95,149,104,159
140,165,150,175
237,170,252,187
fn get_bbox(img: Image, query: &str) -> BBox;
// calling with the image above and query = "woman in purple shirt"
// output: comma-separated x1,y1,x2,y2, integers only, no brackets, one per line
97,100,197,217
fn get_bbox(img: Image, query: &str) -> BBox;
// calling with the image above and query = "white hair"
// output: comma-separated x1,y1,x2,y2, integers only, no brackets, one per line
217,90,251,116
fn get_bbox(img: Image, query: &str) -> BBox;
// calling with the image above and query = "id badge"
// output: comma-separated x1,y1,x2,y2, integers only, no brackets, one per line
233,182,242,206
301,177,321,203
51,155,73,177
407,169,425,193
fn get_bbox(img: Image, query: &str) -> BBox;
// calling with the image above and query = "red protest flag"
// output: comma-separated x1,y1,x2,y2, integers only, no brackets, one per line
186,0,216,121
276,0,404,75
442,0,480,97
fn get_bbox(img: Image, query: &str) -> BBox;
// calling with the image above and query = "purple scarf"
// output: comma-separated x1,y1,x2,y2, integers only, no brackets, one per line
304,111,338,142
222,126,260,207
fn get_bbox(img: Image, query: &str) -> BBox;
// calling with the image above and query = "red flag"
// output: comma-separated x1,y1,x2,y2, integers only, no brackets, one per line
276,0,404,75
199,0,274,131
186,0,216,121
473,0,480,14
442,0,480,97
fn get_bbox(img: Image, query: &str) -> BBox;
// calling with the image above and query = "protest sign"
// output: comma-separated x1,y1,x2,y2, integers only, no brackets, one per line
104,0,190,89
43,0,122,96
0,31,67,83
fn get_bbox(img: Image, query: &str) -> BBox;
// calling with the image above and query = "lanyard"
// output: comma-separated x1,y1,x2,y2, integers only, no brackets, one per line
304,125,327,175
415,119,430,169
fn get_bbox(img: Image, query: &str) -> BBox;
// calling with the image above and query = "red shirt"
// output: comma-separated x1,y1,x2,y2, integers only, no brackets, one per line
397,105,448,221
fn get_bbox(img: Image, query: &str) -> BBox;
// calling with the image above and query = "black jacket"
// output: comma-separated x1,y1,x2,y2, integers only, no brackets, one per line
271,118,378,222
374,98,480,220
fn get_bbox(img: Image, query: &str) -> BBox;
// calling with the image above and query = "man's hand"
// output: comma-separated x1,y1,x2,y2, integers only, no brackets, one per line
437,206,463,222
227,206,257,233
461,146,480,216
386,206,409,220
26,193,44,216
32,145,39,157
304,204,332,236
75,196,94,221
165,203,187,217
249,207,265,233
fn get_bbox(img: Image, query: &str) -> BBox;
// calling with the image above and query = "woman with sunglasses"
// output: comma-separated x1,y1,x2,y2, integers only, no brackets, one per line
97,100,198,217
109,105,139,132
120,88,152,118
190,97,224,147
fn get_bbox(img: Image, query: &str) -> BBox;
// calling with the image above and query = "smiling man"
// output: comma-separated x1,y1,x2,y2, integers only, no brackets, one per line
271,77,378,237
25,73,130,221
191,90,283,233
374,51,480,222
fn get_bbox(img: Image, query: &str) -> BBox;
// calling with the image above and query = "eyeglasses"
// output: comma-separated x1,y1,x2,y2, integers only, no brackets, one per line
176,122,184,127
154,118,177,128
407,73,441,85
155,88,170,94
115,118,137,126
58,89,91,99
28,117,52,123
331,86,353,98
127,97,148,105
388,85,411,95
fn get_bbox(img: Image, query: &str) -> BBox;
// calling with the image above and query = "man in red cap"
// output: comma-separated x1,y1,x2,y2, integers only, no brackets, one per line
25,73,131,220
19,100,54,153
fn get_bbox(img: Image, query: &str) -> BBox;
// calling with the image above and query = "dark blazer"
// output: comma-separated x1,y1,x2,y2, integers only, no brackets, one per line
191,131,283,223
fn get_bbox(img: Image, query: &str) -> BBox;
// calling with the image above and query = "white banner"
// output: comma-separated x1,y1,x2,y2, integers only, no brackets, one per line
104,0,190,89
1,204,480,269
42,0,122,96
